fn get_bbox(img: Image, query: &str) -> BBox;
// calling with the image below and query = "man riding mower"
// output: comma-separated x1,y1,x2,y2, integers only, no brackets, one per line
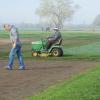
31,28,63,57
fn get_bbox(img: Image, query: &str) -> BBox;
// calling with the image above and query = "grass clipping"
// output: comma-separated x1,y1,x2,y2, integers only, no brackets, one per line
28,66,100,100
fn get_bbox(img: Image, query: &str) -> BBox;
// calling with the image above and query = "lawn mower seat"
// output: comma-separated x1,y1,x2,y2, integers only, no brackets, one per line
54,38,63,45
46,38,63,50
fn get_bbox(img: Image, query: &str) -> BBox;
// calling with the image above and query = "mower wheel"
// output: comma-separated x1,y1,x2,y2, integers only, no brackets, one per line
32,51,38,57
51,48,63,57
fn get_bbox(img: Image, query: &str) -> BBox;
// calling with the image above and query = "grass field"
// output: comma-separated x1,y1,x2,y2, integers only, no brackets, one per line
0,30,100,100
28,66,100,100
1,30,100,60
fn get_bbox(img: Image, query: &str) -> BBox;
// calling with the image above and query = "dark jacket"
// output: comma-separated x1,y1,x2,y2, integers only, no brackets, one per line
48,31,62,42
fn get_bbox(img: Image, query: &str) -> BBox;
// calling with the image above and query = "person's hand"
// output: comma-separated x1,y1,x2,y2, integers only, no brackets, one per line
12,43,16,48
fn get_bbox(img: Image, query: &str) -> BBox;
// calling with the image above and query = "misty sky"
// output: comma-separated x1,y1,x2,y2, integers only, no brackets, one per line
0,0,100,24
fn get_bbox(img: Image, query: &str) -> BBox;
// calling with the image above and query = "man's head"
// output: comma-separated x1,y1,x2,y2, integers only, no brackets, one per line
3,24,12,32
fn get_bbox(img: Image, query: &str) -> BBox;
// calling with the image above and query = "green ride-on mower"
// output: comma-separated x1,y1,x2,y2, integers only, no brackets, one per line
31,38,63,57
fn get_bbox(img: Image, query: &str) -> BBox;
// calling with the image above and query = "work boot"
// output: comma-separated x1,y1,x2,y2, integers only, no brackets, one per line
18,66,25,70
6,66,12,70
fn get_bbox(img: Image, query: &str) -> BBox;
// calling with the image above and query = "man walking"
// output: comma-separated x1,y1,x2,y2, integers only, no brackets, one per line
4,24,25,70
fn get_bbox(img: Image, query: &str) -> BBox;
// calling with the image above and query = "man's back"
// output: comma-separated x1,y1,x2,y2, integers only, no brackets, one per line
51,31,62,41
10,25,21,44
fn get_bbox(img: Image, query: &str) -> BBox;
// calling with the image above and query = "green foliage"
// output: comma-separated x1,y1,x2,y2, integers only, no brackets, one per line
36,0,75,27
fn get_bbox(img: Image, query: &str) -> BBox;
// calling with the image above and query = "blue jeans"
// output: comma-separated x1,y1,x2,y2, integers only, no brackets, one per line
8,44,25,69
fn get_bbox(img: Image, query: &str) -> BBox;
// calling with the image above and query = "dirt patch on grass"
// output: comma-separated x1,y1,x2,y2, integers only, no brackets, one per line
0,60,99,100
0,39,10,45
0,39,34,46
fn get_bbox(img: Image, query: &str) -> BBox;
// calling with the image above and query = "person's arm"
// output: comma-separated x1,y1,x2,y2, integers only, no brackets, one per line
11,28,18,48
47,33,55,39
47,36,53,39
